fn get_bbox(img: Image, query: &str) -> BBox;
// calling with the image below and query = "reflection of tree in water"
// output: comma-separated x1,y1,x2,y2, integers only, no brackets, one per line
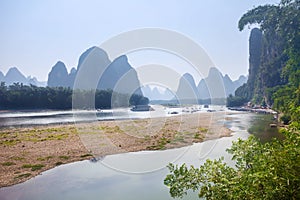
248,114,283,143
90,156,105,163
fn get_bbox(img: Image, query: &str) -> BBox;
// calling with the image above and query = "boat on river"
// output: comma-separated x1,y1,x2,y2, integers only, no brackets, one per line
130,105,154,112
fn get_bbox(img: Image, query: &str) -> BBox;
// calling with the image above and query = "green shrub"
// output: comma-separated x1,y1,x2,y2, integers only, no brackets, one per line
1,162,16,166
280,114,291,125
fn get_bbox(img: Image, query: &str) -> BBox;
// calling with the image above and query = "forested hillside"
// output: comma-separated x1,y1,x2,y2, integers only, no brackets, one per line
231,0,299,121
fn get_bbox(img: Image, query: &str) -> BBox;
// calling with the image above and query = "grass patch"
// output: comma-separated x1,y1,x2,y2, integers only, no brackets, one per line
22,164,33,169
59,155,70,160
0,132,13,139
147,137,171,150
14,173,32,179
172,134,184,143
80,153,93,158
194,133,201,139
144,135,151,141
198,127,208,133
0,139,20,146
31,164,45,171
44,127,61,132
2,161,16,166
193,132,204,142
99,125,123,134
37,156,54,161
11,156,25,161
160,137,171,144
21,130,68,142
181,131,192,135
46,133,68,140
22,164,45,171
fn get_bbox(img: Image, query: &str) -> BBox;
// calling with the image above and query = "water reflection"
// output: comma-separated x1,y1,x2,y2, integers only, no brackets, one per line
0,112,281,200
247,114,284,142
0,105,227,128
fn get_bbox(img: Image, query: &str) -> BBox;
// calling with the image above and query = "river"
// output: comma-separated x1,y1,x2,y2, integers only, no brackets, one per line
0,109,280,200
0,105,207,128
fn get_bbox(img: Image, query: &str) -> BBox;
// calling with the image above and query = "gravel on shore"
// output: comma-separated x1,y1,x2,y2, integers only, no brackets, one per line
0,111,231,187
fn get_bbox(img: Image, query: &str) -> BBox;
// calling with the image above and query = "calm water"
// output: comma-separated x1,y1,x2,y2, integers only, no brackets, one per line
247,114,283,142
0,111,279,200
0,109,124,127
0,105,223,128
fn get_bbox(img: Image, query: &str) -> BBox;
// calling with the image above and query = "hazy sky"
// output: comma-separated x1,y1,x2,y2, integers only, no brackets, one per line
0,0,279,82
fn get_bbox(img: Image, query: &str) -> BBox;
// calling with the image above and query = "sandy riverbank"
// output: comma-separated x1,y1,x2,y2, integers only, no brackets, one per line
0,111,231,187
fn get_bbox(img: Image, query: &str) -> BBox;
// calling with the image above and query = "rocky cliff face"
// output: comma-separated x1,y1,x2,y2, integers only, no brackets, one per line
249,28,263,87
236,28,263,101
235,27,287,105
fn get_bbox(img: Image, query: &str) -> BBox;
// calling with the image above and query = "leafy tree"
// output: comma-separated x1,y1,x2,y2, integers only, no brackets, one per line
129,94,149,106
0,82,8,106
226,94,246,107
95,89,113,109
164,128,300,199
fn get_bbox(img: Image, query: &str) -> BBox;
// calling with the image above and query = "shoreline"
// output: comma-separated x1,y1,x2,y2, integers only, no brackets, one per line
0,111,232,188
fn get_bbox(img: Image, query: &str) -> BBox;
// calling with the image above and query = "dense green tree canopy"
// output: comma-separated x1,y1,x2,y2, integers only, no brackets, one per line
0,82,149,109
226,94,246,107
234,0,300,107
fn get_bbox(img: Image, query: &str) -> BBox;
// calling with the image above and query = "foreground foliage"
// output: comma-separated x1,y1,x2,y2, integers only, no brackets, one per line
226,94,246,107
164,127,300,199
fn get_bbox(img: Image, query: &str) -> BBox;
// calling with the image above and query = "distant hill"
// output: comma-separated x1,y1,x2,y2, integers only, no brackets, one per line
1,47,246,102
197,67,247,99
0,71,4,81
176,73,200,104
141,68,246,103
47,61,69,87
98,54,143,95
0,67,46,86
141,85,175,101
47,46,143,95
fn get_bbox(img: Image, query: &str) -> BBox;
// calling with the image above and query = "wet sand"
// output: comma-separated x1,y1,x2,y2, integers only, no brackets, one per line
0,111,231,187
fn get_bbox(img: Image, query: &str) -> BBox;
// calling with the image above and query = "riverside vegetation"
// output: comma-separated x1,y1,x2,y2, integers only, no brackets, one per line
165,0,300,199
0,82,149,109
